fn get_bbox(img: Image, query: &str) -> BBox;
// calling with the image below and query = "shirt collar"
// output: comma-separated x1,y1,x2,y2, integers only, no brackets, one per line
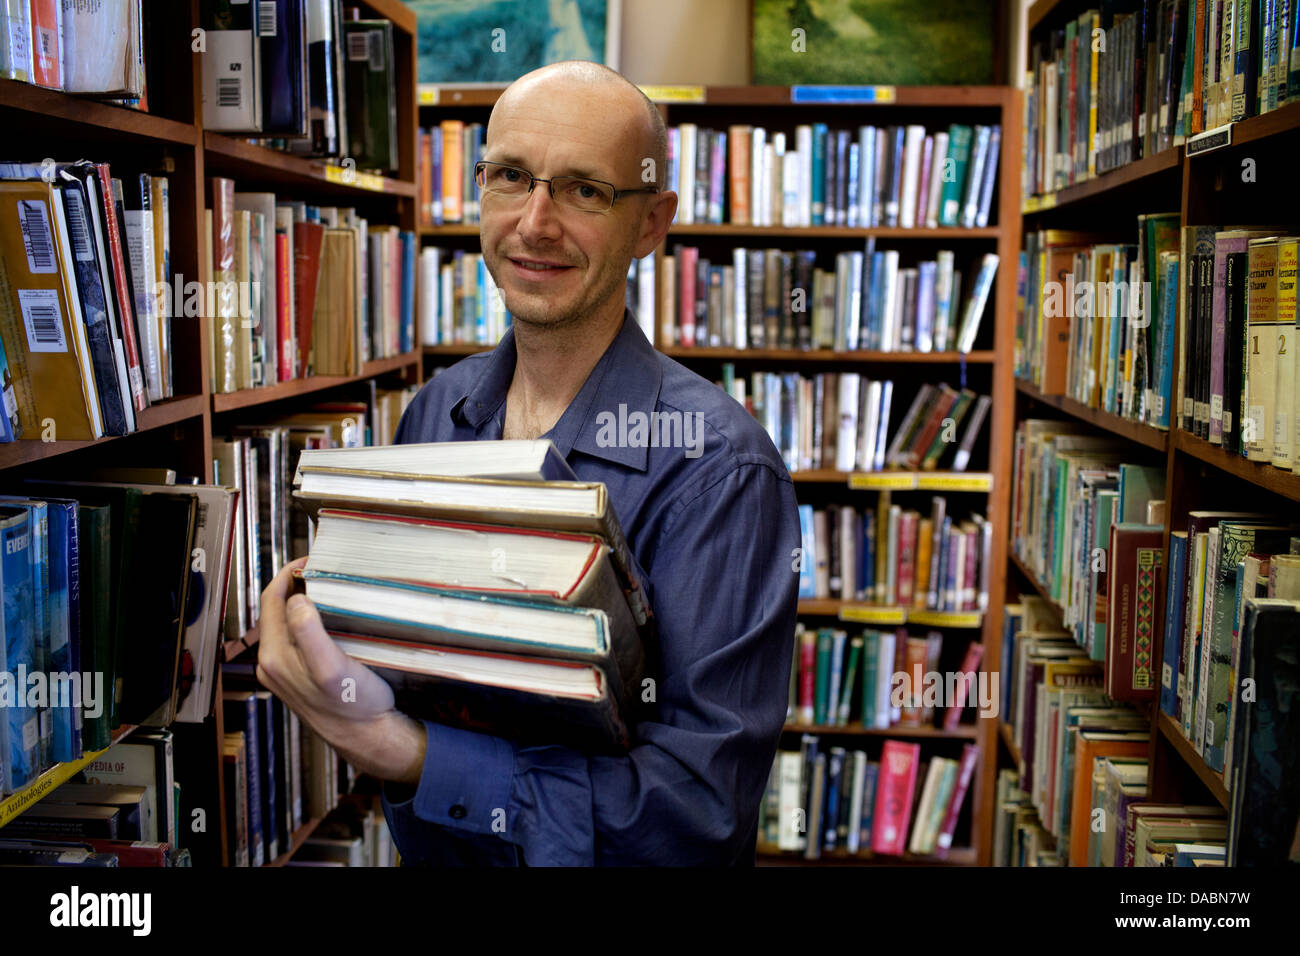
450,309,663,472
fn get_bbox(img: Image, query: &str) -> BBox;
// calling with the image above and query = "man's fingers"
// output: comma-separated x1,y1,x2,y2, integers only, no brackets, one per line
285,592,351,691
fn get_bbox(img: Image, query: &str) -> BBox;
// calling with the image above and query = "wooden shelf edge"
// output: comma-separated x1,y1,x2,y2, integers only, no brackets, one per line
212,353,419,413
1155,713,1231,810
663,347,997,363
1172,429,1300,503
204,132,418,198
998,720,1023,767
1022,146,1183,214
264,815,326,867
419,85,1013,109
0,724,138,829
797,599,983,627
666,224,1002,238
1007,550,1067,621
783,722,978,739
0,78,200,145
756,842,977,865
0,395,206,469
1016,379,1169,451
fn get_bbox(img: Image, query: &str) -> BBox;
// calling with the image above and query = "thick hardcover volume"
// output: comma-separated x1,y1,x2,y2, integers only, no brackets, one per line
342,19,398,174
333,632,631,753
209,177,237,393
0,180,101,439
1105,523,1165,701
871,739,920,856
1244,237,1280,461
260,0,309,137
94,164,147,413
310,228,357,375
1227,598,1300,865
222,692,265,866
29,0,61,89
120,174,164,404
293,0,343,157
61,0,141,96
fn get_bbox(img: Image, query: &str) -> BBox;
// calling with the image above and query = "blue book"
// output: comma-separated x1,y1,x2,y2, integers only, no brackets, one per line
810,123,827,225
261,0,308,136
797,505,815,598
0,498,51,773
824,746,845,849
1000,605,1021,720
846,141,860,226
1153,255,1179,429
476,257,488,342
0,506,37,791
826,631,846,727
42,499,81,763
254,691,279,862
430,125,443,225
0,315,19,441
858,761,879,845
222,691,264,866
400,230,416,353
1160,532,1188,719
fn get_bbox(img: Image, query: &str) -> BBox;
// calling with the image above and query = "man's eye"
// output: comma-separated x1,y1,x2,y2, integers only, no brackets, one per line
501,168,524,183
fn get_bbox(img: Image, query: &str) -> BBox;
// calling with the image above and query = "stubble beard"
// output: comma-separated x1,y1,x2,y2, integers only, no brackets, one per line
488,241,635,335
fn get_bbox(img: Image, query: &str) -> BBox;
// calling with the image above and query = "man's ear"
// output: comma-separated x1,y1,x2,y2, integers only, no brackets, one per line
633,189,678,259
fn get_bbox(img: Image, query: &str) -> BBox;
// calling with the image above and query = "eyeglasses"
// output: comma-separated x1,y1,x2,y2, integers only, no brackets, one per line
474,160,659,214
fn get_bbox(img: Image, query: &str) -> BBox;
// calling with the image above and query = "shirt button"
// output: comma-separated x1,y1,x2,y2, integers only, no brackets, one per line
449,804,467,819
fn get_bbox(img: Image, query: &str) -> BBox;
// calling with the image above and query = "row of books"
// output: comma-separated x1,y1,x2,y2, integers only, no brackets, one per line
1017,214,1181,430
721,371,990,475
218,668,342,867
1180,228,1300,472
289,440,653,752
418,121,484,227
668,122,1002,230
288,795,396,867
796,499,993,613
759,738,978,858
786,622,985,731
661,244,999,353
1024,0,1300,198
0,0,147,105
1158,514,1299,776
0,474,239,794
1010,421,1167,638
214,392,416,642
0,162,174,442
0,732,189,866
202,0,399,172
207,178,417,395
416,247,511,348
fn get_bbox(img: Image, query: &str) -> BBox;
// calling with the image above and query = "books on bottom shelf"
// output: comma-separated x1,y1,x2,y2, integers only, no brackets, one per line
289,439,654,753
759,737,978,860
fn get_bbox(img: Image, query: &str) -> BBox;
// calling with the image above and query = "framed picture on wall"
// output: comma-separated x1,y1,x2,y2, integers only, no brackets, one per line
750,0,995,86
411,0,622,88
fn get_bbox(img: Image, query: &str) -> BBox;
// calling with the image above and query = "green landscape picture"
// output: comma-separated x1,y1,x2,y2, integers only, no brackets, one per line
752,0,995,86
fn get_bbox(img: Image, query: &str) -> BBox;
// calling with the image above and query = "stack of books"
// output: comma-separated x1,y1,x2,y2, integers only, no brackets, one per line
290,440,654,752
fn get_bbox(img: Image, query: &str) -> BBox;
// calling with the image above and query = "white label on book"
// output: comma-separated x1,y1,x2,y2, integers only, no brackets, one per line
347,31,370,62
937,831,953,848
1275,413,1289,446
57,850,91,864
1223,409,1233,432
259,1,277,36
1154,394,1164,419
18,289,67,353
64,190,95,262
22,715,37,749
1210,394,1223,421
1162,662,1173,688
1183,397,1194,418
17,199,56,274
1248,406,1266,445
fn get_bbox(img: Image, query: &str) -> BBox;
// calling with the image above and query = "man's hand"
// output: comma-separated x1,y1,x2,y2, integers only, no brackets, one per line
256,557,426,784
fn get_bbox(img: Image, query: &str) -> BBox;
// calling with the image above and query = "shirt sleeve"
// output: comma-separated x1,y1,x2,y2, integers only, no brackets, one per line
381,458,801,865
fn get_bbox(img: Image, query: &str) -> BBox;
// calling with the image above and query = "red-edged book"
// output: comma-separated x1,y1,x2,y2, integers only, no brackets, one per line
933,742,978,858
275,230,293,381
872,739,921,855
942,641,985,730
94,163,148,412
1105,522,1165,701
292,221,326,377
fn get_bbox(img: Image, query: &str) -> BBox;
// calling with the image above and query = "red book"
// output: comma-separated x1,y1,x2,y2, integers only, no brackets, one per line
1105,523,1165,701
30,0,62,88
899,637,928,726
677,246,697,346
292,221,326,377
933,742,978,858
943,641,985,730
94,164,147,412
895,510,918,606
275,232,292,381
963,523,979,610
904,385,959,469
872,739,921,855
799,628,816,724
418,130,433,228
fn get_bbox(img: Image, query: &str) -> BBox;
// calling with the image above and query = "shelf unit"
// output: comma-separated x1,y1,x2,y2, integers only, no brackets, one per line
0,0,422,867
1007,0,1300,856
416,83,1022,866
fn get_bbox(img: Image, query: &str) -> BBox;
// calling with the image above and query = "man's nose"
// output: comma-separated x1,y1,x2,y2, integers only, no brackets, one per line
515,181,564,242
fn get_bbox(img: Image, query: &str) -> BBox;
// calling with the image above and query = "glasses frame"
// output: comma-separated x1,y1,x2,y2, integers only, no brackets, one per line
474,160,660,213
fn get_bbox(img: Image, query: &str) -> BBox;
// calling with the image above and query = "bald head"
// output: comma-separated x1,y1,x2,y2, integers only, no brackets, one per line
488,60,667,190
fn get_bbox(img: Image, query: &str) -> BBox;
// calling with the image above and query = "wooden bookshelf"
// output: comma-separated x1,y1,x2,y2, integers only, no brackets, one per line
264,817,326,867
757,842,978,866
1007,0,1300,867
665,224,1001,239
0,725,138,829
0,3,422,867
784,723,979,740
660,346,997,364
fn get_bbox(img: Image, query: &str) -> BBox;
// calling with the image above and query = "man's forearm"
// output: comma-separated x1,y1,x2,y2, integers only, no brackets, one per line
322,709,427,785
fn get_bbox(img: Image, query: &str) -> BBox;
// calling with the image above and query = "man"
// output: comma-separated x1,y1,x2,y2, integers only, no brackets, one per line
257,60,800,865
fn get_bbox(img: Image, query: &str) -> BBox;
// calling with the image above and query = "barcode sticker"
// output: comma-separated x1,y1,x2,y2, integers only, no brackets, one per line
369,30,384,71
347,31,370,62
259,0,277,36
17,199,56,274
18,289,67,353
217,77,241,109
64,190,95,262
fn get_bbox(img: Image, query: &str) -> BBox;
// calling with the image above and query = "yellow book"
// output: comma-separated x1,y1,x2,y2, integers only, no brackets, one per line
150,175,170,396
233,209,252,389
0,180,101,440
310,228,358,377
914,517,933,608
1271,238,1297,468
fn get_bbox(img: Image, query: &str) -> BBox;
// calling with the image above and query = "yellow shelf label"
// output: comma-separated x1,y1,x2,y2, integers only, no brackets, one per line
323,164,387,193
917,473,993,491
639,85,705,102
849,472,917,490
838,605,907,624
909,611,983,628
419,87,440,105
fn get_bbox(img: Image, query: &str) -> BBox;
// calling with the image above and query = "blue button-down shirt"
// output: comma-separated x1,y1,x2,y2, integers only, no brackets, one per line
380,310,800,865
